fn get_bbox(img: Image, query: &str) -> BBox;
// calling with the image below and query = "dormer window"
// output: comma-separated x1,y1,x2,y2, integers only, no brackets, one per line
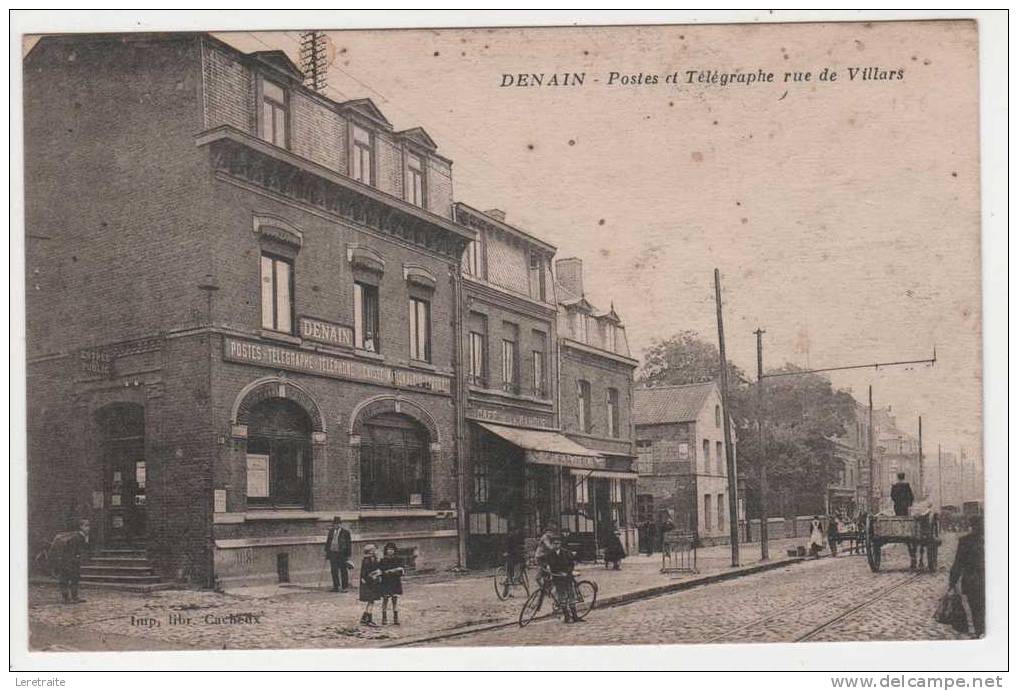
352,124,373,185
259,79,288,148
407,152,426,207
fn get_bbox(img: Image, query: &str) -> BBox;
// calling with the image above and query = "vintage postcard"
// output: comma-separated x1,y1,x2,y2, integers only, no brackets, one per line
11,11,1005,672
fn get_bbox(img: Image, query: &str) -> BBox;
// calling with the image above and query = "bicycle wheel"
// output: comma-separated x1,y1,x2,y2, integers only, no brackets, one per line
519,589,544,627
573,580,598,620
518,565,530,596
493,566,510,601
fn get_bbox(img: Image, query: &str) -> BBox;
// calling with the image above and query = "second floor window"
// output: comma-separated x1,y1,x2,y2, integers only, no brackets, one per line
407,152,425,207
260,254,293,333
702,439,711,472
502,338,519,393
464,239,481,277
260,80,288,148
577,379,592,433
717,441,724,474
606,388,620,438
354,282,380,352
352,125,373,184
528,253,546,301
408,297,431,362
469,331,487,386
532,350,545,398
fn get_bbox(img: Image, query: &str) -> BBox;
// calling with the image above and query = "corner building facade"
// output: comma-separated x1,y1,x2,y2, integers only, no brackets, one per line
26,34,470,587
25,33,640,585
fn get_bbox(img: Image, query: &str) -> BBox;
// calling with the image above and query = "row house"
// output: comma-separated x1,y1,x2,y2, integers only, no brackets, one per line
24,32,639,586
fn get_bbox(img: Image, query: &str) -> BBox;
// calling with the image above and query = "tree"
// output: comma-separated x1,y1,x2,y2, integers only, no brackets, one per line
639,330,747,387
638,332,857,519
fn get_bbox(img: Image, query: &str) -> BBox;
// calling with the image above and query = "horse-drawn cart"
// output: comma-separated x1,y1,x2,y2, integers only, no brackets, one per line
864,513,940,572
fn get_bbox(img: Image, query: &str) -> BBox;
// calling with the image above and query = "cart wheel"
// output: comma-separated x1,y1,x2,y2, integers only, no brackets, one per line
865,516,881,573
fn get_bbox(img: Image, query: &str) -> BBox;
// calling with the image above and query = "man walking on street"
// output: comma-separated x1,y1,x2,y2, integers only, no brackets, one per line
949,513,985,637
890,472,917,567
49,519,90,604
324,516,352,592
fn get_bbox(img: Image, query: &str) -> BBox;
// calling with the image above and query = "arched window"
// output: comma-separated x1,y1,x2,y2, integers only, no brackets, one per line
246,398,311,508
360,413,430,508
715,404,721,428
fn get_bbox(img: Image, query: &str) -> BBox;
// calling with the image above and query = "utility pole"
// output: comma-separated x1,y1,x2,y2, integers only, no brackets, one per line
937,444,943,510
917,416,924,501
868,386,875,512
714,269,741,567
754,328,769,560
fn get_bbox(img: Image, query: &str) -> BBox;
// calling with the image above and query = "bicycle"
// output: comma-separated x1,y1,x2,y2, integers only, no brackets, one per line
493,553,530,600
518,567,597,627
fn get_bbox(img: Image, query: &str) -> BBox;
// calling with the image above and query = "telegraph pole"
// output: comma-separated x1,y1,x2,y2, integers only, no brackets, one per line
918,416,924,501
714,269,741,567
937,444,944,510
755,328,769,560
868,386,875,512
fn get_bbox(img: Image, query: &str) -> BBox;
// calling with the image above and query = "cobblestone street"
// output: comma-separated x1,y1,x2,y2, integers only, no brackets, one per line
27,533,975,651
423,532,975,647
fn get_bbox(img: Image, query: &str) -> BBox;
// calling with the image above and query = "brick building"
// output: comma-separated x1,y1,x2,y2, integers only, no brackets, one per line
555,259,640,559
633,382,738,546
24,32,640,585
26,34,470,587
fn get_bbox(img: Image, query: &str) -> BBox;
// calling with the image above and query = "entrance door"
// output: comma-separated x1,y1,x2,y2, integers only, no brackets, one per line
99,404,146,546
593,478,613,548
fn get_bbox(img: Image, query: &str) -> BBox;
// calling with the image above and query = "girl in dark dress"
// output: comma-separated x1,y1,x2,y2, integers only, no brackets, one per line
358,544,382,626
379,541,405,626
603,529,626,570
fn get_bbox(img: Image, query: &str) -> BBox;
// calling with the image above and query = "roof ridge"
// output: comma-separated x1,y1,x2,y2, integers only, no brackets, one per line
636,381,716,390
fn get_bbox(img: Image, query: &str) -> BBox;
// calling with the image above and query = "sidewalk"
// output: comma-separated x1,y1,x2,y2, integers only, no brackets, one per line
28,537,809,651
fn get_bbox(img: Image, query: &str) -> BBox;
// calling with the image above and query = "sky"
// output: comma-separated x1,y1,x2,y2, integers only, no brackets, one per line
214,21,982,469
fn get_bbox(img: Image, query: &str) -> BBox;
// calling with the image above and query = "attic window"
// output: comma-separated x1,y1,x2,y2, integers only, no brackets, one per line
406,152,426,208
352,125,373,185
259,79,288,148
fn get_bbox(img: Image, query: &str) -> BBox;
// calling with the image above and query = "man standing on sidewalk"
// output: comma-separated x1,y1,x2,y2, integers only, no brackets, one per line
324,517,352,592
49,519,90,604
949,513,984,637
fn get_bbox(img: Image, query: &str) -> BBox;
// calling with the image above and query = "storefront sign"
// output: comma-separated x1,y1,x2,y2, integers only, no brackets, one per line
224,337,451,394
299,316,354,348
468,405,555,430
529,450,605,470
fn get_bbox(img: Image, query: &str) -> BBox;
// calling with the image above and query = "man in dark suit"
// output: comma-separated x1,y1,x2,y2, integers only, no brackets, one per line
890,472,915,516
949,513,985,636
50,519,90,604
890,472,917,567
324,516,352,592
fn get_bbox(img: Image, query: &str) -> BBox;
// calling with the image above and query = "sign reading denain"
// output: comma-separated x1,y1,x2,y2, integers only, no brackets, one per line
224,338,450,394
299,316,353,348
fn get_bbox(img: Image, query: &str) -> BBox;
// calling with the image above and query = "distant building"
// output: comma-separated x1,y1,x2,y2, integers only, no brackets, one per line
871,407,923,513
633,382,738,546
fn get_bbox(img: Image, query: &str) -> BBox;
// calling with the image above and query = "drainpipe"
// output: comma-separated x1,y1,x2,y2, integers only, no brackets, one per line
198,274,220,589
450,266,468,569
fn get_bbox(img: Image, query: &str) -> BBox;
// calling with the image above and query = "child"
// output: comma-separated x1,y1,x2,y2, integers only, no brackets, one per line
603,528,626,570
358,544,382,626
379,542,405,625
545,535,582,624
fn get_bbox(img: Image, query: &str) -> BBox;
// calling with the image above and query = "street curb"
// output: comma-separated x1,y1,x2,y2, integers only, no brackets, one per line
381,556,806,648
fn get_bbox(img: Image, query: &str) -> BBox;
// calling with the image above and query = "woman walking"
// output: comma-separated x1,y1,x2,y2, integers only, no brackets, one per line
807,516,826,559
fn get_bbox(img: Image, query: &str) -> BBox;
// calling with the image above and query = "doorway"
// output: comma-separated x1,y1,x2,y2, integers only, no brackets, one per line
98,404,146,546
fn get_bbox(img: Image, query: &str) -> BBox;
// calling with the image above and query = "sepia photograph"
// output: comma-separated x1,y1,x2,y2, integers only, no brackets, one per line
9,9,1007,675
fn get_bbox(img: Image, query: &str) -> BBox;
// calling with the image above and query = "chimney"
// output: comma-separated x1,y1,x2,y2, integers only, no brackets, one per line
484,209,506,222
555,257,584,297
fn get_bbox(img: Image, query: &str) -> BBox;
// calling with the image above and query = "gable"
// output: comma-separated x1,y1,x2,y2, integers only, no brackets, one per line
340,98,393,129
251,50,304,82
398,127,438,151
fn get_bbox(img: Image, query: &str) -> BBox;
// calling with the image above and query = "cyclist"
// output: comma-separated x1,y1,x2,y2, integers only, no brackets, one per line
545,534,582,624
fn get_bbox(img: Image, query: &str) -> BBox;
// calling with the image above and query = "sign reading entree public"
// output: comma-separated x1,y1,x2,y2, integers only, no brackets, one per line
223,337,451,394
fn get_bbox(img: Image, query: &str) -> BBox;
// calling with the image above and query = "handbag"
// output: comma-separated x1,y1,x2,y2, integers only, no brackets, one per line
933,589,969,633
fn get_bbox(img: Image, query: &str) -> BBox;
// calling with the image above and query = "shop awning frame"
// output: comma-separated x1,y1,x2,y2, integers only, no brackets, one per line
475,422,606,471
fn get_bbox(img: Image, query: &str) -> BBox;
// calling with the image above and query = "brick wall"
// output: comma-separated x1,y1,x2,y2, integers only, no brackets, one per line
558,345,635,450
427,157,454,219
290,90,347,173
202,39,254,132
